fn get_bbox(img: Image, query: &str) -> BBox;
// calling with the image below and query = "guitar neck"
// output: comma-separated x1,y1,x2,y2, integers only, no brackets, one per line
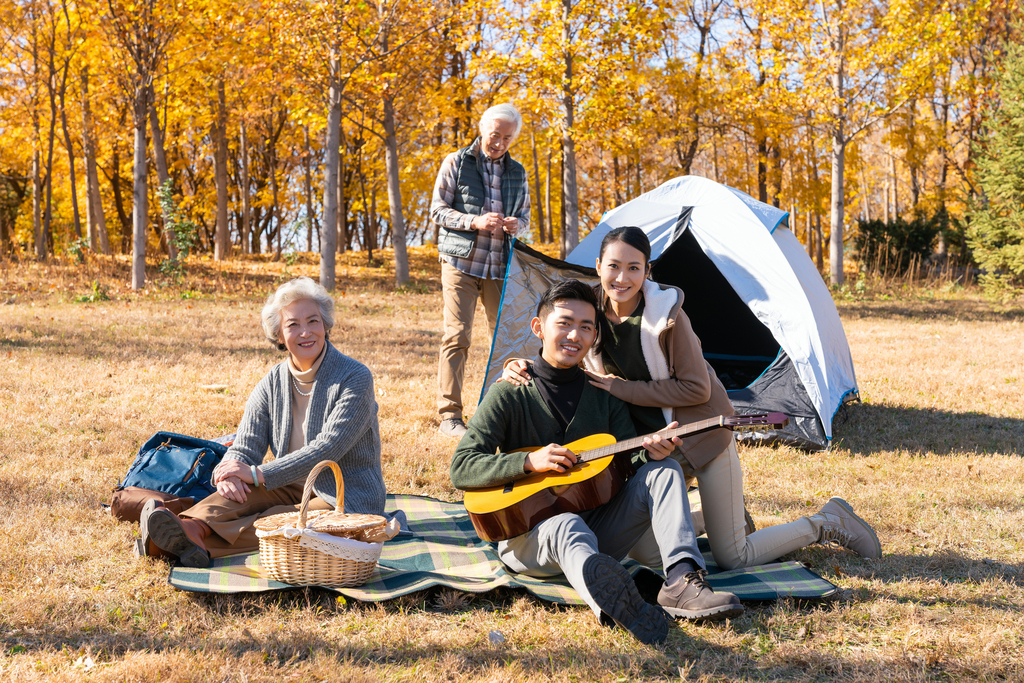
576,416,726,463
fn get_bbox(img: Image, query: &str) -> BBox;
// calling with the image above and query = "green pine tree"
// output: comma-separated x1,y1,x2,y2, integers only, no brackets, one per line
968,37,1024,295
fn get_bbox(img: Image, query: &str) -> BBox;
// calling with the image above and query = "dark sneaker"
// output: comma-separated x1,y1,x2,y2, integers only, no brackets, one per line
140,499,210,568
582,553,669,645
816,497,882,559
658,565,744,621
437,417,468,438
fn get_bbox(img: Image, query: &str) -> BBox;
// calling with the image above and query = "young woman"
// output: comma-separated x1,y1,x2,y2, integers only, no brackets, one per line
136,277,387,568
503,227,881,570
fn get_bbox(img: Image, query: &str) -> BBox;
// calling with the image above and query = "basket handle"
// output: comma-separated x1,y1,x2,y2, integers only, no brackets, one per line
298,460,344,528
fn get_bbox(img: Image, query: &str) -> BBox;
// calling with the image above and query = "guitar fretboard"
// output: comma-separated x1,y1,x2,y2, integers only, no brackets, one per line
576,416,726,463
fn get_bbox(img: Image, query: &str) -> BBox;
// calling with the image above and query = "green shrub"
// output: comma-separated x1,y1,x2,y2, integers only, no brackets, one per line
854,213,945,275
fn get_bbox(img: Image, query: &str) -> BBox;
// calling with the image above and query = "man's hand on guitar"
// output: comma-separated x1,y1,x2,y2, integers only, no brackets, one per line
642,421,683,460
524,444,578,473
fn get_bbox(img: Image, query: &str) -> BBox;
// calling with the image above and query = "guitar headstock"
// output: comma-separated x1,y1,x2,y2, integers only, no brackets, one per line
725,412,790,430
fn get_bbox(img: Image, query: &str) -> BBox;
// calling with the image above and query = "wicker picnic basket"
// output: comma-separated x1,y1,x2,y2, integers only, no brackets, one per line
253,460,391,588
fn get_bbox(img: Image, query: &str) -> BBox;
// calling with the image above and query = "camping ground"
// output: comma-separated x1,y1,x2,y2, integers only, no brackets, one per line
1,248,1022,682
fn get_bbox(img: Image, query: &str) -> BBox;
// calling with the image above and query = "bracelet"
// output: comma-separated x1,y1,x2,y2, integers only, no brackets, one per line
250,465,261,488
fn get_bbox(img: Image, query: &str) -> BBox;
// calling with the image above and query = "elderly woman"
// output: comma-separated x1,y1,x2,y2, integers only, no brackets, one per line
137,277,387,568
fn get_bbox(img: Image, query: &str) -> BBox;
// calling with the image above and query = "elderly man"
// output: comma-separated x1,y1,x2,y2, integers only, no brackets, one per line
431,103,531,437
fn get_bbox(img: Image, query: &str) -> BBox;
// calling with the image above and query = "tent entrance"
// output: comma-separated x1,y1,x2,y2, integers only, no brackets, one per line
650,228,780,390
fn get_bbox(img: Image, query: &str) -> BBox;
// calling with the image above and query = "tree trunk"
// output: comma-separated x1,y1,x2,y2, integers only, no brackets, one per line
132,83,149,290
81,67,110,254
109,146,131,252
612,154,622,206
148,85,175,258
560,0,579,258
936,92,950,257
43,71,58,257
272,138,281,258
214,79,229,260
303,125,314,253
806,210,814,258
907,99,920,209
33,148,43,259
337,118,347,253
559,145,566,258
815,212,823,271
530,127,544,243
769,144,782,208
58,86,82,240
828,28,846,287
756,128,768,204
319,61,340,290
383,93,409,286
888,131,898,220
545,148,553,243
240,122,250,254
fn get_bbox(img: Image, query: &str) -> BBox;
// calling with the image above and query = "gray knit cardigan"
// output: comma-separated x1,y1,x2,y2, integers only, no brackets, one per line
223,342,386,514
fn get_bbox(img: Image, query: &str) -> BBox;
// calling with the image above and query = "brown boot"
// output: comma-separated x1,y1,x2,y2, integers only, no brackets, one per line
658,562,744,622
138,499,212,568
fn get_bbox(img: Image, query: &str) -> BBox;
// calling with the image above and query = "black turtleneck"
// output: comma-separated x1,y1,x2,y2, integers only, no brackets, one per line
530,354,587,434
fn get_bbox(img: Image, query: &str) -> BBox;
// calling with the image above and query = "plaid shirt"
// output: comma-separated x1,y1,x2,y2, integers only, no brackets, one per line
430,145,531,280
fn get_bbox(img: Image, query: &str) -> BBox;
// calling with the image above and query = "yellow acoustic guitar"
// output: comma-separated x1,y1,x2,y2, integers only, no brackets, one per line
463,412,789,542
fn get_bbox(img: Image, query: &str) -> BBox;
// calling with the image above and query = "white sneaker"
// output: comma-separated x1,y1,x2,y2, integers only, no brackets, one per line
438,417,468,438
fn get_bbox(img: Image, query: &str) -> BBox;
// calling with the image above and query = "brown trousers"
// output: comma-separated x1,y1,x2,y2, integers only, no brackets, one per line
436,261,503,420
181,482,332,558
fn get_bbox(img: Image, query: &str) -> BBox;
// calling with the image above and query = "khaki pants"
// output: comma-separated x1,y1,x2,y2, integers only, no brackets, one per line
436,261,503,420
181,482,332,559
629,439,823,571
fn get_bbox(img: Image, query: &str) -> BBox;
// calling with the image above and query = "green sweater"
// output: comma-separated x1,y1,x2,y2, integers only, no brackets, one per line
450,379,640,490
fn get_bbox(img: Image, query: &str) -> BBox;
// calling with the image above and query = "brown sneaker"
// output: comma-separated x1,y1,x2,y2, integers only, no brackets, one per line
437,417,468,438
658,565,744,621
816,497,882,559
583,553,669,645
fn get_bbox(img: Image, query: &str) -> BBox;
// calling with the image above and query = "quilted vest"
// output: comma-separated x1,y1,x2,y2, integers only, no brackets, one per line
436,139,527,258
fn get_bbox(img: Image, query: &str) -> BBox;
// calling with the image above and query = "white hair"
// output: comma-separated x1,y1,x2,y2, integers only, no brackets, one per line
261,277,335,349
479,103,523,140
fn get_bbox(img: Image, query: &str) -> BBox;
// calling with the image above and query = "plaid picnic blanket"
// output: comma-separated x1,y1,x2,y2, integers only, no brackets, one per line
168,493,837,604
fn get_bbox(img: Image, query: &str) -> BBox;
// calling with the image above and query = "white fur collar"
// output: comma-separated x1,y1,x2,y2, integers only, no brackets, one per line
585,280,678,426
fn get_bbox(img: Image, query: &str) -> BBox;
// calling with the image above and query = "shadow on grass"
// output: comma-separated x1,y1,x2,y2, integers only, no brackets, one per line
838,299,1024,323
791,545,1024,597
835,402,1024,456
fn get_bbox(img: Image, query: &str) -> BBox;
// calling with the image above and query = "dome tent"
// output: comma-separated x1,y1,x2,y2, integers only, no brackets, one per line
480,175,859,449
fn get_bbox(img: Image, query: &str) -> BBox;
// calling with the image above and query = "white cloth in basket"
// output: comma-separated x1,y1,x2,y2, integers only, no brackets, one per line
256,525,383,563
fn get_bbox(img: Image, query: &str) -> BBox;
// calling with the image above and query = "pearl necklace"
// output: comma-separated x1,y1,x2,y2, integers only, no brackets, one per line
291,376,314,397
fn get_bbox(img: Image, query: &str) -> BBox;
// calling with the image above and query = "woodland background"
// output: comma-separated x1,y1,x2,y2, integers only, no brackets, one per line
0,0,1021,291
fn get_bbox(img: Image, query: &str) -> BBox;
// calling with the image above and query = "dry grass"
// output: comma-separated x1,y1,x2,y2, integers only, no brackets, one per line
0,251,1022,682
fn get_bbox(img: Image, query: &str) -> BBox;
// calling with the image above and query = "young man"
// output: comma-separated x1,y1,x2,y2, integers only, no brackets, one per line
450,280,742,645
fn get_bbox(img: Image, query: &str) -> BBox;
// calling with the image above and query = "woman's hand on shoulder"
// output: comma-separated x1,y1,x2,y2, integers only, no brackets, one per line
217,476,250,503
584,369,618,393
499,359,531,386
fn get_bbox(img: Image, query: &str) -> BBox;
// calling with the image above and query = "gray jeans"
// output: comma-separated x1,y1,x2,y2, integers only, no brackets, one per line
497,458,701,618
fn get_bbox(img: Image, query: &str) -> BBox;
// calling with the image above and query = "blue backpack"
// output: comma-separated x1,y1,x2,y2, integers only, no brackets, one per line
117,432,228,500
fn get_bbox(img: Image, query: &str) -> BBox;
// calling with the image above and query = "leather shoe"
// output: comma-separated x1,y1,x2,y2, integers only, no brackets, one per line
658,563,744,621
